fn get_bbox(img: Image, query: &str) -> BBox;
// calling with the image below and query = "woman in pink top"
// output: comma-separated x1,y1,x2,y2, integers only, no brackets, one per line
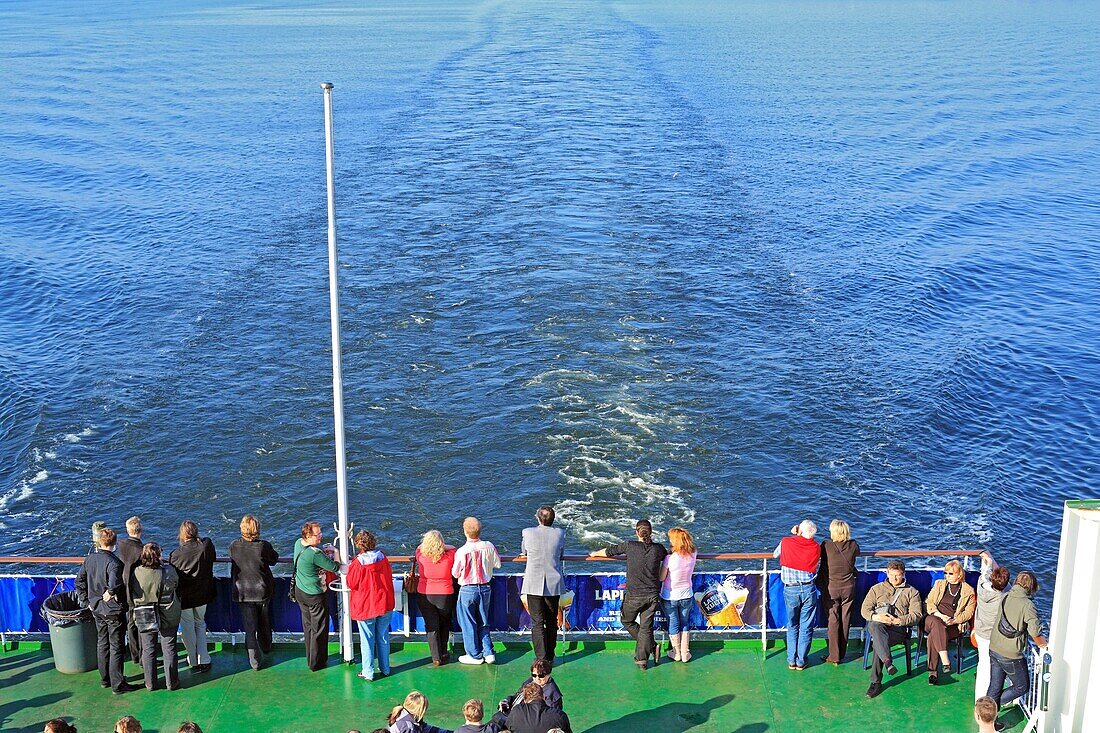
415,530,457,665
659,527,698,662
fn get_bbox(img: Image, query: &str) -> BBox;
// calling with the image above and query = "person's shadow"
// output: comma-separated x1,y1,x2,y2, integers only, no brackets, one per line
583,693,736,732
0,692,71,733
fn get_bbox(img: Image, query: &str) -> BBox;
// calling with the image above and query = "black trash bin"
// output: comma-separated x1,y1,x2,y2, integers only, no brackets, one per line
41,591,98,674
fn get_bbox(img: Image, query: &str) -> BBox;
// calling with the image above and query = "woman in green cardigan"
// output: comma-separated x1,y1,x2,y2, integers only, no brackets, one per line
293,521,341,671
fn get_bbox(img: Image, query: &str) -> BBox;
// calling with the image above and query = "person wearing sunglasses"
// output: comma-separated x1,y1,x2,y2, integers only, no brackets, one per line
924,559,977,685
497,658,563,717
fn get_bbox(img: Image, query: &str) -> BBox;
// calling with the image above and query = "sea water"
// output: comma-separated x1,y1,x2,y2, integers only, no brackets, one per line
1,1,1097,593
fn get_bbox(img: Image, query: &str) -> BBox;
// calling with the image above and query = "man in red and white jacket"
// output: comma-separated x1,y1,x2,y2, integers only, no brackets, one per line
773,520,822,671
453,517,502,665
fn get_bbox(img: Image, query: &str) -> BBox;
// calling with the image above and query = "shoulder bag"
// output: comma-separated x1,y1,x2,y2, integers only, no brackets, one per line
133,573,163,634
997,596,1025,638
288,549,300,603
403,559,419,595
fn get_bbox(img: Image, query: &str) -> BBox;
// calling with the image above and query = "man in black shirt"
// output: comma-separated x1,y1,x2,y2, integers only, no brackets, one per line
589,519,668,669
115,515,145,665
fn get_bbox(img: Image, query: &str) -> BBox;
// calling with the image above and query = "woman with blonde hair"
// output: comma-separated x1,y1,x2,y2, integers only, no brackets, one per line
229,514,279,670
659,527,698,662
387,690,450,733
817,519,860,664
415,530,457,665
168,520,216,673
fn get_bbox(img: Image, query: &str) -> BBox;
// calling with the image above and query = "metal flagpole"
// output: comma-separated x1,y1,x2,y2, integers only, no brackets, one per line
321,81,354,663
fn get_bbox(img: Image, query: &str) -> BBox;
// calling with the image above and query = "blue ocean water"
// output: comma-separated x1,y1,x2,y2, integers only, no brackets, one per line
1,0,1097,591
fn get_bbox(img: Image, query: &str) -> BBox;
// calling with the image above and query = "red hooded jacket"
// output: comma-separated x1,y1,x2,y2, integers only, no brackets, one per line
346,551,396,621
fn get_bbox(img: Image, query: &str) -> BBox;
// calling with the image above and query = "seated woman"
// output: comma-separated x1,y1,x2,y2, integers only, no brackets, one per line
499,658,563,714
924,559,976,684
387,691,452,733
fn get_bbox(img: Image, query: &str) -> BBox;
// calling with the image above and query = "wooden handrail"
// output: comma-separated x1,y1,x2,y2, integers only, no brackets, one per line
0,549,983,566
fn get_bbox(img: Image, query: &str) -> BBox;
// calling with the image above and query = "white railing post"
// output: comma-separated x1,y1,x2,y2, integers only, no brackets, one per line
320,81,354,664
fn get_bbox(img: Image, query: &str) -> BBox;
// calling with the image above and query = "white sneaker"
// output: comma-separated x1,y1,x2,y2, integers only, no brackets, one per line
458,655,484,665
483,654,496,664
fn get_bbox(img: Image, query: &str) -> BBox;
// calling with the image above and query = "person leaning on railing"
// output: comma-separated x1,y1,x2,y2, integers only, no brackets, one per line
75,526,136,695
228,514,279,671
168,520,216,674
923,559,976,685
973,551,1010,701
116,515,145,666
347,529,395,681
861,559,923,699
293,520,341,671
986,570,1047,713
518,505,566,665
659,527,697,663
589,519,668,670
130,542,181,691
416,530,458,666
773,520,821,671
817,519,859,665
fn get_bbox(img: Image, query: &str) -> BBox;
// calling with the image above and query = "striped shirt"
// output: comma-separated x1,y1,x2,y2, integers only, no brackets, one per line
452,539,501,586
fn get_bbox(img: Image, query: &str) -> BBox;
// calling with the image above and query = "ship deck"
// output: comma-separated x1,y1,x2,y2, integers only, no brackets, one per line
0,639,1027,733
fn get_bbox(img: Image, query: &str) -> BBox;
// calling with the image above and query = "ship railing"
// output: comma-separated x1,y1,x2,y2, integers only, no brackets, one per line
2,549,981,653
1017,643,1051,733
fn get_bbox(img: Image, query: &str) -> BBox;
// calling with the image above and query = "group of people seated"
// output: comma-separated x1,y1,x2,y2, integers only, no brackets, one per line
68,507,1044,733
369,663,571,733
43,717,201,733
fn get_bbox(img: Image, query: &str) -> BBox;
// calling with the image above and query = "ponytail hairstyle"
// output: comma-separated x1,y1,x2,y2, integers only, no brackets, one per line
635,519,653,544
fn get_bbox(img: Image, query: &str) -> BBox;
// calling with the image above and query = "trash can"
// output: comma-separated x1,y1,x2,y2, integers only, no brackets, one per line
41,591,98,674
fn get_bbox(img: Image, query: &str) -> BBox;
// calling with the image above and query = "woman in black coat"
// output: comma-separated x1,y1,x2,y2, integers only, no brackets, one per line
503,682,572,733
229,514,279,670
168,520,216,672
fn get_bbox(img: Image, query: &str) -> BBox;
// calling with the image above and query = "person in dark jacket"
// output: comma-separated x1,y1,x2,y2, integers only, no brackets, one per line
588,519,668,669
168,520,216,673
502,682,572,733
499,658,563,713
817,519,859,665
130,542,182,691
454,699,501,733
387,691,452,733
75,527,136,694
229,514,279,671
116,515,146,665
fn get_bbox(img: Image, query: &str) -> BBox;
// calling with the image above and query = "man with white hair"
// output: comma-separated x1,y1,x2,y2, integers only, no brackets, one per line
774,520,821,670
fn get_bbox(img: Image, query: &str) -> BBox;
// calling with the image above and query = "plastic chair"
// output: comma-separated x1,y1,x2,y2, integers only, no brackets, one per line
862,624,915,675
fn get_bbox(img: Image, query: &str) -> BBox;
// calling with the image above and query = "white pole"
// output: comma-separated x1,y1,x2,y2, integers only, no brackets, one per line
321,81,354,663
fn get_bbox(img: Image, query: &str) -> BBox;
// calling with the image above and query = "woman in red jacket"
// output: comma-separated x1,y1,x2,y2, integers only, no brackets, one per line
346,530,395,681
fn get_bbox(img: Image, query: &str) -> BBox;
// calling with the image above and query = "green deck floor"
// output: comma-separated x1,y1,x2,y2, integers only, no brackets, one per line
0,640,1027,733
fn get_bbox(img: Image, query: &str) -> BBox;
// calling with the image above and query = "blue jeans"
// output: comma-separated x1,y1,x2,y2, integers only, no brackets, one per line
783,583,819,666
356,612,392,679
988,650,1030,706
663,597,693,636
456,584,493,659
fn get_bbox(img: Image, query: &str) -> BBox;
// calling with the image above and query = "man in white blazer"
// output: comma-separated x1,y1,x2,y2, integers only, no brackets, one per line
520,505,566,663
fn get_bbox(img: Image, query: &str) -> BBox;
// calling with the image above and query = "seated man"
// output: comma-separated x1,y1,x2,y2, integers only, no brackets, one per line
924,559,976,684
501,682,572,733
861,559,923,698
